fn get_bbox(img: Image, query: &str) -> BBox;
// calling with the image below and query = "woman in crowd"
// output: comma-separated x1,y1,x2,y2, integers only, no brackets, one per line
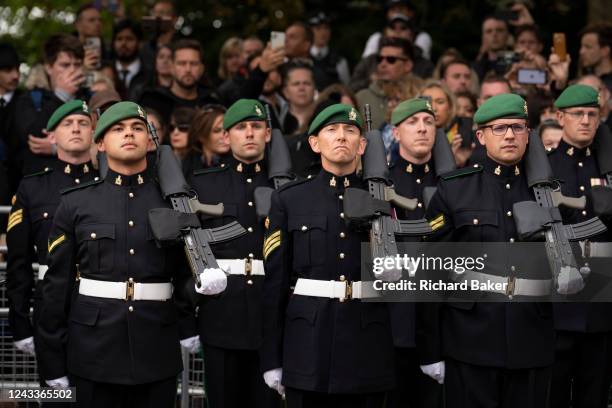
169,107,199,162
155,44,173,88
217,37,245,85
182,105,230,175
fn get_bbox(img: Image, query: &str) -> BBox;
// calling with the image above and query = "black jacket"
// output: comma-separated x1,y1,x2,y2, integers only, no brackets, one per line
37,167,193,384
421,157,555,369
262,169,395,393
7,161,96,341
188,157,272,349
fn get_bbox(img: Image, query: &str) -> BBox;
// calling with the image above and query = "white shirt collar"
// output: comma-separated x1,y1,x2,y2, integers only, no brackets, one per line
0,91,14,104
115,59,141,86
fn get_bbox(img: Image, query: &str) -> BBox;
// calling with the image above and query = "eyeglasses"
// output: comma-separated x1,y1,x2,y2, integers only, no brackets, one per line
562,110,599,121
376,55,408,64
169,124,190,132
479,123,528,136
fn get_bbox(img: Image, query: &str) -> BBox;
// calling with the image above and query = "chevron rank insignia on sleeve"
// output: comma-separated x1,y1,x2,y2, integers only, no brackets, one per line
48,234,66,254
263,230,281,260
7,209,23,232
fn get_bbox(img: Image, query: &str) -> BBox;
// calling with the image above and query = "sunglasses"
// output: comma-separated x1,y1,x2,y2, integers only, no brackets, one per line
376,55,408,64
169,124,190,132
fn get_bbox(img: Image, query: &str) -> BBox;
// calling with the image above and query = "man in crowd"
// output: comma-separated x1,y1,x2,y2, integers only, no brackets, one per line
189,99,280,408
387,98,445,408
37,101,196,407
0,43,22,160
139,39,219,123
441,59,474,95
421,94,555,407
308,12,351,88
74,3,103,45
472,15,511,80
576,74,612,129
579,22,612,93
261,104,395,407
356,37,415,130
281,60,316,134
547,84,612,408
112,19,151,101
7,100,96,379
10,34,87,191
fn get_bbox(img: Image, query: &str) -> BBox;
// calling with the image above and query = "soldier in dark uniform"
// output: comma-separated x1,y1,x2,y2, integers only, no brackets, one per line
187,99,280,408
387,98,443,408
37,101,196,408
261,104,395,408
547,84,612,408
7,100,96,378
421,94,555,407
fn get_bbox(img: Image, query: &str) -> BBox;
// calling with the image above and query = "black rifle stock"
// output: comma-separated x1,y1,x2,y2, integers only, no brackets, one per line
147,123,246,287
253,104,295,219
344,104,433,264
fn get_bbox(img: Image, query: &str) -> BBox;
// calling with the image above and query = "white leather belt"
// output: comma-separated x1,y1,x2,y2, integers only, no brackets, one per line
79,277,173,301
38,264,48,281
580,241,612,258
452,270,552,297
217,259,265,276
293,278,379,301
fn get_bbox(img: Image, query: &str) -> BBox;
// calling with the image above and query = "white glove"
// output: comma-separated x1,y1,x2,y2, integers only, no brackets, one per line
14,336,35,356
373,256,402,282
195,268,227,295
46,376,69,389
263,368,285,397
556,266,585,295
420,361,445,384
180,335,201,353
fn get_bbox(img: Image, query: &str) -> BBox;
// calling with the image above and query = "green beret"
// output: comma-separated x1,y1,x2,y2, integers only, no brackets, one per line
94,101,147,141
391,98,435,126
46,99,90,131
554,84,600,109
474,93,528,125
223,99,266,130
308,103,363,136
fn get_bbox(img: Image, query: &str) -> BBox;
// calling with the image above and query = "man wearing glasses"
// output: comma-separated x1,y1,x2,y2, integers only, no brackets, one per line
420,93,555,407
547,84,612,408
356,37,414,129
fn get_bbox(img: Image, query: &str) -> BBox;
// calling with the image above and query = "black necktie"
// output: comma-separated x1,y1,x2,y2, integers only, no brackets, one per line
121,70,130,87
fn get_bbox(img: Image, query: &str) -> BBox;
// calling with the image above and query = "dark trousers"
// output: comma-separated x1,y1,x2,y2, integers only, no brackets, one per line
550,331,612,408
387,347,442,408
202,343,280,408
445,358,551,408
69,374,176,408
285,387,386,408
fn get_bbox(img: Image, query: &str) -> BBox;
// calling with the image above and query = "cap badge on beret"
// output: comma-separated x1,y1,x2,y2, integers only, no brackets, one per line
349,108,357,121
598,92,602,105
426,101,433,111
255,105,263,117
82,101,89,113
137,106,145,119
523,101,528,115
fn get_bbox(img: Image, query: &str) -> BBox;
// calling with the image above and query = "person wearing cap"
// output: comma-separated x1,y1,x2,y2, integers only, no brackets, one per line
6,100,97,384
386,98,443,408
37,101,196,407
261,103,395,407
547,84,612,408
421,93,555,406
187,99,280,408
308,12,351,88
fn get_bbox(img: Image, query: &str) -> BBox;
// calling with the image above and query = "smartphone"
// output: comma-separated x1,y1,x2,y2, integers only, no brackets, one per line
517,68,547,85
270,31,285,49
553,33,567,62
456,117,474,148
83,37,102,69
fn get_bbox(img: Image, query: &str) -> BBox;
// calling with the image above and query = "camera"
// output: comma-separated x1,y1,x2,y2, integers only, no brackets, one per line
495,51,522,74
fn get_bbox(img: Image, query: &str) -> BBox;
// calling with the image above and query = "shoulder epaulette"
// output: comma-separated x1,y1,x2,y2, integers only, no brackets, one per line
440,164,483,180
278,176,313,193
193,165,229,176
23,167,53,179
60,178,104,195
